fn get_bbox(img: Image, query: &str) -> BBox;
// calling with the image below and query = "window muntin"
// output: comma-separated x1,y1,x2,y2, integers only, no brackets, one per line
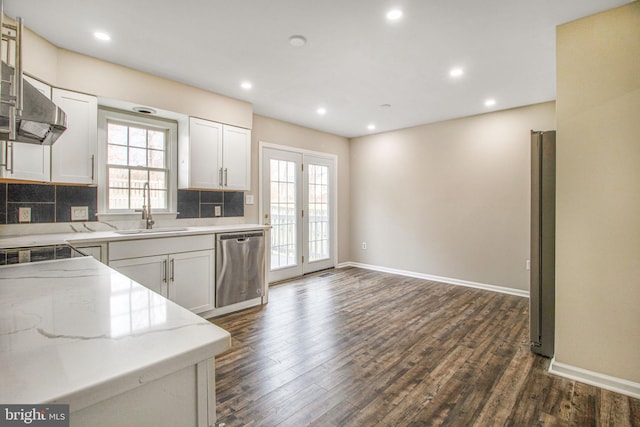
308,163,330,262
106,120,168,211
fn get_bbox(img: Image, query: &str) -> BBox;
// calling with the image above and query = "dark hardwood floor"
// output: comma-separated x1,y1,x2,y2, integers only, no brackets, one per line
210,267,640,426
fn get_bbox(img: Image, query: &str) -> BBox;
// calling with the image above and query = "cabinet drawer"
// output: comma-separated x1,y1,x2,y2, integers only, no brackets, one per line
109,234,214,261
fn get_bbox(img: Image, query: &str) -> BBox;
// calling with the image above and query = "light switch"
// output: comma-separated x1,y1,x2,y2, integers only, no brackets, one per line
71,206,89,221
245,194,255,205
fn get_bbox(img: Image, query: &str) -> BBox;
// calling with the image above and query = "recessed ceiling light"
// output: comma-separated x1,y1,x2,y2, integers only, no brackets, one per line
386,9,403,20
485,99,496,107
317,107,327,115
94,32,111,41
241,81,252,90
450,68,464,78
367,124,376,131
289,35,307,47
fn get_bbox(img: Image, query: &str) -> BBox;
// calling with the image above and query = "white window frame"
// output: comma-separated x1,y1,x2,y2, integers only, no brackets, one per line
97,108,178,221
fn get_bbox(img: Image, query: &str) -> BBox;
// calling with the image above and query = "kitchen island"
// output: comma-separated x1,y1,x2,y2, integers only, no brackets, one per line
0,256,231,427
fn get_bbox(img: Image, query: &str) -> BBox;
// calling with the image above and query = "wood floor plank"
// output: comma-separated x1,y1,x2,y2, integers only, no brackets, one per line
471,342,536,426
599,388,632,427
569,381,598,427
211,267,640,427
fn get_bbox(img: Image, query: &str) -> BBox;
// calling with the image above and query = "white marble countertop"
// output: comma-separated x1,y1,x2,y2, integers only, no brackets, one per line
0,257,231,410
0,223,269,249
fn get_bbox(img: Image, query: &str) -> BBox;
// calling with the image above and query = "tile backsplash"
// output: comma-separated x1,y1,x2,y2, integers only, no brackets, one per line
177,189,244,219
0,183,244,224
0,183,97,224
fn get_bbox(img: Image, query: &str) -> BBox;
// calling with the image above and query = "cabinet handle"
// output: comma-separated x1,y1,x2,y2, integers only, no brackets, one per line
170,258,175,282
162,259,167,283
219,168,223,186
1,141,7,171
91,155,95,181
224,168,228,186
7,142,14,174
8,99,16,140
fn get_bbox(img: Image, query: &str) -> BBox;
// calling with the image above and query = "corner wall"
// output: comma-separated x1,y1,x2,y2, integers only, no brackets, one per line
350,102,555,292
555,2,640,385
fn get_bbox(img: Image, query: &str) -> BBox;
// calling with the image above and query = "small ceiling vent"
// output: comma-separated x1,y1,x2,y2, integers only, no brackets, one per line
132,106,156,115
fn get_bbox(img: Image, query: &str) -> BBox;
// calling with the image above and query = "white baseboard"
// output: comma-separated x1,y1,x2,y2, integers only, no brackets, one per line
337,262,529,298
549,358,640,399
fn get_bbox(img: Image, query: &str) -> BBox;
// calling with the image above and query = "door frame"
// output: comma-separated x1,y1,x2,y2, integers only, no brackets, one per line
258,141,339,281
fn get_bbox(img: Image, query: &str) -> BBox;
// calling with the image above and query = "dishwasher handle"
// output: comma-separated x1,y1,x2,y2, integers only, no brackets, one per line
217,232,264,241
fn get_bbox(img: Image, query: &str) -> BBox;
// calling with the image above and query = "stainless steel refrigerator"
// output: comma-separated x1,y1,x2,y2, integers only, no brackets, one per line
530,130,555,358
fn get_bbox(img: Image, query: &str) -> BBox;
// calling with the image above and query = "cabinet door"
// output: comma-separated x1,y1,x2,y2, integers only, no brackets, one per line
51,89,98,184
169,250,215,314
1,141,51,181
0,76,51,182
222,125,251,190
74,245,103,262
184,117,223,189
110,255,168,297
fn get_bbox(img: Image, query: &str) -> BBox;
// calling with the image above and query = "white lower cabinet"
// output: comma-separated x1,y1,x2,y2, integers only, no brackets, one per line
73,244,106,263
109,235,215,314
169,250,215,313
110,255,167,297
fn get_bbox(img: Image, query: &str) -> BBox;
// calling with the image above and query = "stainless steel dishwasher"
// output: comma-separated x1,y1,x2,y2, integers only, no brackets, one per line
215,231,265,307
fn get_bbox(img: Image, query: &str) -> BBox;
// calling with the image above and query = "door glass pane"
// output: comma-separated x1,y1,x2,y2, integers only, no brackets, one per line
270,159,297,270
308,164,330,262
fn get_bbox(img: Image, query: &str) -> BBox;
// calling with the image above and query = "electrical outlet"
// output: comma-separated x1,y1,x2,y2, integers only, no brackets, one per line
245,194,255,205
18,250,31,263
362,242,367,250
71,206,89,221
18,207,31,223
214,205,222,217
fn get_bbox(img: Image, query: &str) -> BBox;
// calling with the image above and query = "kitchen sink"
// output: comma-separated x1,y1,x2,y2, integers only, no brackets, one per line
114,227,189,235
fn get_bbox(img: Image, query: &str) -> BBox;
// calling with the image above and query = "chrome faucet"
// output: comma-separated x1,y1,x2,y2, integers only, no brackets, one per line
141,182,154,229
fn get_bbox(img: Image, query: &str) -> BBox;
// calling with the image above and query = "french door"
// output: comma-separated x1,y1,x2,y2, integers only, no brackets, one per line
261,146,336,282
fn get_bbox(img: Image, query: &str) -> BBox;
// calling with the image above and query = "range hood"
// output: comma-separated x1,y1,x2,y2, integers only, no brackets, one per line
0,61,67,145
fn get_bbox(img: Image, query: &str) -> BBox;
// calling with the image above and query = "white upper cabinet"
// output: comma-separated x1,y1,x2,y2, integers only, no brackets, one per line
222,124,251,190
0,76,51,182
179,117,223,189
179,117,251,190
51,88,98,184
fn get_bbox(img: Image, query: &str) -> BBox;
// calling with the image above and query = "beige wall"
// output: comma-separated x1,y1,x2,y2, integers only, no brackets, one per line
350,102,556,292
555,2,640,383
20,25,252,129
247,115,351,263
21,25,58,84
55,50,252,129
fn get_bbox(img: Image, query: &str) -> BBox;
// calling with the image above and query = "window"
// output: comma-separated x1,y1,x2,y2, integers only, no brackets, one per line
98,109,177,217
107,121,168,210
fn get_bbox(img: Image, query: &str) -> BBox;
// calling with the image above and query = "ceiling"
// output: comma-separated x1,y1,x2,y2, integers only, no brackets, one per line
4,0,632,138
